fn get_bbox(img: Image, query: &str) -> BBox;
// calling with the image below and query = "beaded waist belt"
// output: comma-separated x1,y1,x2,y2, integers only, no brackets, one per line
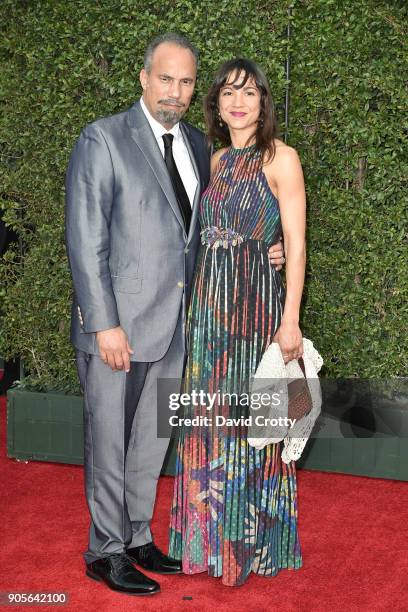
200,226,245,249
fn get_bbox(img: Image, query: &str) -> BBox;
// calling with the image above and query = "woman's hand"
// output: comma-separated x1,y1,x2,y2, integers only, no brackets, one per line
273,321,303,363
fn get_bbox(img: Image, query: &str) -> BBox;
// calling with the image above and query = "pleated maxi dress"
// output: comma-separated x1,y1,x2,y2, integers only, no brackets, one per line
168,144,303,586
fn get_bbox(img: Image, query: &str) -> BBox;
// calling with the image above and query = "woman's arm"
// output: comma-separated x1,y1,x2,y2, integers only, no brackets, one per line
264,145,306,362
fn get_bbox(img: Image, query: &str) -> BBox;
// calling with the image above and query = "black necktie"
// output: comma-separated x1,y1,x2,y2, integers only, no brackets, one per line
162,133,192,234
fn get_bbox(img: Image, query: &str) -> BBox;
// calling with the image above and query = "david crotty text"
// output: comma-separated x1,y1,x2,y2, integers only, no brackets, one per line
168,415,297,428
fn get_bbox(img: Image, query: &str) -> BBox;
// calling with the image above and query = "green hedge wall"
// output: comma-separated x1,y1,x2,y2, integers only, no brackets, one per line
289,1,407,378
0,0,407,393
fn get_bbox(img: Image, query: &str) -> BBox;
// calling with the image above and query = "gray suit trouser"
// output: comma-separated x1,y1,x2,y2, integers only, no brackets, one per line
76,309,184,564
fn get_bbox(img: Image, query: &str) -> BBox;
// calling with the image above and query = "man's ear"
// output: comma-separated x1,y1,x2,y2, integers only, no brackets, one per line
140,69,148,91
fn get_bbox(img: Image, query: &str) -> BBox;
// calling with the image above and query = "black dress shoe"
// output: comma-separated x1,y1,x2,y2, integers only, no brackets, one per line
127,542,182,574
86,553,160,595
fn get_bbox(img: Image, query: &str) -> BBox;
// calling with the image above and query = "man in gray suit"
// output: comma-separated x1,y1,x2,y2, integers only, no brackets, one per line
65,32,284,596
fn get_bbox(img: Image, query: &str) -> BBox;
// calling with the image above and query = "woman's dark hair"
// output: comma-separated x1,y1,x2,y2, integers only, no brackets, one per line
204,58,280,163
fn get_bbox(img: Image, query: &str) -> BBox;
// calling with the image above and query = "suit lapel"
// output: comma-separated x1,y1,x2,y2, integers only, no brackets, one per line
180,122,202,245
126,101,186,233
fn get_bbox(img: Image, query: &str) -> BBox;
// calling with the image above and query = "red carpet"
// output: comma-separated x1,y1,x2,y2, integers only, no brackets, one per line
1,395,408,611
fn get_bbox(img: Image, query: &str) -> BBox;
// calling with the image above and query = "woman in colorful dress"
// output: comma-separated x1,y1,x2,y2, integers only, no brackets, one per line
169,58,306,586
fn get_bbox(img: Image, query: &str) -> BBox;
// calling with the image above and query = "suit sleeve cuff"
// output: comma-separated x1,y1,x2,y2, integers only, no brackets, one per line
81,306,120,334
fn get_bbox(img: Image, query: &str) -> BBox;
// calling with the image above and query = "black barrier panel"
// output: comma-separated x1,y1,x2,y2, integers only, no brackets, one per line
156,378,408,439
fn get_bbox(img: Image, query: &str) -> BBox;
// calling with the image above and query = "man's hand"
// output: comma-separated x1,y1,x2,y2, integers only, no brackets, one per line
268,236,285,271
96,326,134,372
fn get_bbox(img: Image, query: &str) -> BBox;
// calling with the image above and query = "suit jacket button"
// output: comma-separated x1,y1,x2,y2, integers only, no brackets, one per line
177,281,184,288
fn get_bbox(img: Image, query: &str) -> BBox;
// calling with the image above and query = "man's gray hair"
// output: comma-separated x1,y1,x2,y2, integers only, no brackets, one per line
144,32,199,73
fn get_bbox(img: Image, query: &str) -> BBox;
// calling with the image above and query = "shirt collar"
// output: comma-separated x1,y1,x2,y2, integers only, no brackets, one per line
140,96,180,141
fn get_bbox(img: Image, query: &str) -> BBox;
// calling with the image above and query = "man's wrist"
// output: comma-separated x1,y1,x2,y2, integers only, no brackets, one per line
96,325,120,335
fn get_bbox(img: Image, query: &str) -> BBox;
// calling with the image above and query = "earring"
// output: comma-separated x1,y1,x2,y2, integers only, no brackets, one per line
217,111,224,128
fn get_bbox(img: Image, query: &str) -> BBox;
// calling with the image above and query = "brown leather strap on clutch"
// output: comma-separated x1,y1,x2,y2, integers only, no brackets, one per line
287,357,313,421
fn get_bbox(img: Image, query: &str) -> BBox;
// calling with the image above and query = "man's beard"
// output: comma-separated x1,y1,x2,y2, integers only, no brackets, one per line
155,100,185,127
155,109,182,126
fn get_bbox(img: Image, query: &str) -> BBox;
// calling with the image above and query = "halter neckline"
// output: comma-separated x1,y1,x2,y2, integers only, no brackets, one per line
229,143,257,153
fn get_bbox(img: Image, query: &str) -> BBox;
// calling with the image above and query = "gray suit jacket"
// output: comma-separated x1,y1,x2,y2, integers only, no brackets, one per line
65,99,211,361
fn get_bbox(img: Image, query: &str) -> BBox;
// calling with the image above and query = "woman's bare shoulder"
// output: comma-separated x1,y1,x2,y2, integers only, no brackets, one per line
211,147,228,163
210,147,228,174
264,139,301,168
274,138,299,155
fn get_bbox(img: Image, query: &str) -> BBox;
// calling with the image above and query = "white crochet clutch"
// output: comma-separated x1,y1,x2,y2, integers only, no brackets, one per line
248,337,323,463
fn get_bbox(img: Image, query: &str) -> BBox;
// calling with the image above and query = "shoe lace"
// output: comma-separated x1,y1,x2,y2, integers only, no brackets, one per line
109,553,132,572
138,542,157,561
